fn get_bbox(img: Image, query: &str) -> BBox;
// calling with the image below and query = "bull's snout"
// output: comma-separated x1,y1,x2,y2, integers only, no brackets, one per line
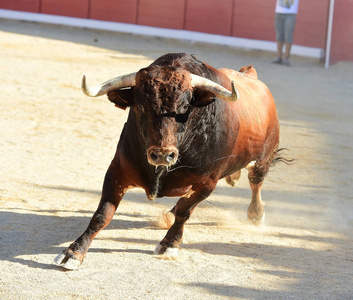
147,146,179,166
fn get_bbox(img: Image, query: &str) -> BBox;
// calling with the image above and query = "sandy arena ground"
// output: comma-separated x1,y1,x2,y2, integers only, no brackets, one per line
0,19,353,299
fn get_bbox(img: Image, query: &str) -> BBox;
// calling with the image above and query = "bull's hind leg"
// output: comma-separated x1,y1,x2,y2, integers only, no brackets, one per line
247,163,268,225
54,164,127,269
154,183,215,259
159,170,241,229
225,169,241,187
155,206,176,229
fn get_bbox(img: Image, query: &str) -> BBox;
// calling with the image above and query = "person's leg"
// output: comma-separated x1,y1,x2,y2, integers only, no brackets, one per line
283,14,297,65
284,43,292,59
277,41,284,59
283,43,292,65
273,13,285,64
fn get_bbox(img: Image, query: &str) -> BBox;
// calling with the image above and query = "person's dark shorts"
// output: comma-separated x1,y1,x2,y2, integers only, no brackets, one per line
275,13,297,44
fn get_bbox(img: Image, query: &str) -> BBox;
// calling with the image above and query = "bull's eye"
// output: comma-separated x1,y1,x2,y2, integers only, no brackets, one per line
175,113,188,124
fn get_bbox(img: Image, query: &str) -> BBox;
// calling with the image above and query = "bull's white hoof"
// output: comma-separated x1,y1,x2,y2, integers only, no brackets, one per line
53,253,65,266
53,253,66,265
53,253,81,270
248,211,265,226
62,258,81,270
154,244,179,260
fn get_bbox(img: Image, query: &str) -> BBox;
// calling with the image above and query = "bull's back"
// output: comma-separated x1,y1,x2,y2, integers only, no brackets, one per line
220,66,278,133
219,66,279,167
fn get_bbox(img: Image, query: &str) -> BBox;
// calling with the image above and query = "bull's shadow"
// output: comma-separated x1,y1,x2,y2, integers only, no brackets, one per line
0,210,162,270
0,183,281,270
0,187,162,270
2,182,352,300
0,210,88,270
2,206,348,270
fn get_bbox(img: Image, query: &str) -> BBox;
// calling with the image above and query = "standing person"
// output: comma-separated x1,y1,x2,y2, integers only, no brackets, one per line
273,0,300,66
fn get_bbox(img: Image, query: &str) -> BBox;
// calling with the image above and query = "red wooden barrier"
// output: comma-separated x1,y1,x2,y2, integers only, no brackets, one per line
185,0,233,36
89,0,138,24
232,0,275,41
137,0,185,30
0,0,40,12
295,0,330,48
41,0,90,18
330,0,353,63
0,0,352,63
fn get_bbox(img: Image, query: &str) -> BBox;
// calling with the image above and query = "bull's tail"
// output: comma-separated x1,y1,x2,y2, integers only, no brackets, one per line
271,148,295,167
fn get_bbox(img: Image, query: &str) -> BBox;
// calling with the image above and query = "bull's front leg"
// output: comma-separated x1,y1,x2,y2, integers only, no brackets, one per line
54,163,128,269
154,184,215,259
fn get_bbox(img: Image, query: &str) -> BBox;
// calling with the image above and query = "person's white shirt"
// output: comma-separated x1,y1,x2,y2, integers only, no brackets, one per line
275,0,299,14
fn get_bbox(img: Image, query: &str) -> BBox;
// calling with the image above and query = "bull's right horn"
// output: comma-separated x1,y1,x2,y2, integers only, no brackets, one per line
81,72,137,97
190,74,239,102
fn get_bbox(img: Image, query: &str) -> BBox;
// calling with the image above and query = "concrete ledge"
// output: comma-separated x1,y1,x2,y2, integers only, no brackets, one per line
0,9,323,59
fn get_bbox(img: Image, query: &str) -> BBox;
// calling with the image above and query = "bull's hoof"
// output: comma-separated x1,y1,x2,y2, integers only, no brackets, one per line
153,244,179,260
225,177,238,187
247,211,265,226
53,251,82,270
225,170,241,187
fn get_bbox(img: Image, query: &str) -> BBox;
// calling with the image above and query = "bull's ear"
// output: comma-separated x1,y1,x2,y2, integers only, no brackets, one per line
190,89,215,107
107,88,134,110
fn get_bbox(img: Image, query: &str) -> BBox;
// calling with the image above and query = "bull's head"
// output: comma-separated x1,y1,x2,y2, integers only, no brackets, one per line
81,66,238,168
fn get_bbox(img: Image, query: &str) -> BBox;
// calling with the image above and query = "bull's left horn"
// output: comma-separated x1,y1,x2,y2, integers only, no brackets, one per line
190,74,239,102
81,72,137,97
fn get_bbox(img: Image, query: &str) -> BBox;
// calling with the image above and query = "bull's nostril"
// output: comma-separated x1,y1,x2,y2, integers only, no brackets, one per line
167,152,175,162
151,152,159,162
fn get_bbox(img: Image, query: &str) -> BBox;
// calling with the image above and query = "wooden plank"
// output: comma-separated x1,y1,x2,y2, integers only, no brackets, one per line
232,0,274,40
137,0,185,29
0,0,40,12
330,0,353,62
90,0,138,24
185,0,233,35
41,0,90,18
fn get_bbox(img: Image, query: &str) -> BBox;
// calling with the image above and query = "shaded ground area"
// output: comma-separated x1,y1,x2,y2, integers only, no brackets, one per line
1,19,352,299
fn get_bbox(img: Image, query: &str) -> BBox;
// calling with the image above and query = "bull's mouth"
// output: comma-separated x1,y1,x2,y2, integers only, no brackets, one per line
147,146,179,167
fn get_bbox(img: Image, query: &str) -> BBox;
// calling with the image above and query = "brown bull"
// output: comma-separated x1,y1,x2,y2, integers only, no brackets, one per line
54,53,285,269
